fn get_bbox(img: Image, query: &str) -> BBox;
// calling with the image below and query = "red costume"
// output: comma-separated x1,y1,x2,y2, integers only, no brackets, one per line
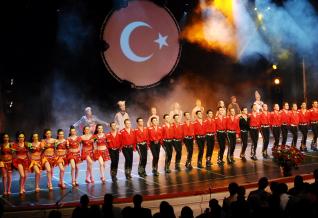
67,137,82,163
135,127,149,145
215,116,227,131
148,126,163,143
183,121,195,137
29,143,43,172
0,143,13,172
94,133,110,161
173,123,184,140
120,129,136,149
299,110,310,124
309,108,318,122
106,132,122,150
12,143,30,169
41,140,57,167
204,118,216,134
162,123,174,140
290,111,300,126
270,111,282,127
226,116,240,134
193,120,206,136
249,112,261,128
280,110,291,125
260,112,271,126
81,136,94,160
55,140,69,165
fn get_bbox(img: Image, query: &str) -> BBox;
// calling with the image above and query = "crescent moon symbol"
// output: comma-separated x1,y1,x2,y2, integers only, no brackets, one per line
120,21,153,63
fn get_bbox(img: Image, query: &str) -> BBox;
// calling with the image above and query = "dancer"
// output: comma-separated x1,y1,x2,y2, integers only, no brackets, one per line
74,107,109,133
172,114,183,171
299,102,310,151
114,100,130,130
271,104,282,148
254,91,264,112
192,99,205,120
216,100,227,117
239,107,249,160
41,129,56,191
55,129,68,189
226,108,240,164
204,110,216,167
309,100,318,151
193,111,206,168
94,124,110,183
249,104,261,160
290,103,300,147
215,107,227,165
260,104,271,158
81,126,95,183
280,102,290,145
183,112,195,169
120,119,136,179
12,132,30,194
67,126,82,187
29,132,43,192
148,117,162,176
227,96,241,115
162,114,174,173
135,117,149,177
0,133,13,196
147,107,160,127
169,102,183,121
106,122,122,181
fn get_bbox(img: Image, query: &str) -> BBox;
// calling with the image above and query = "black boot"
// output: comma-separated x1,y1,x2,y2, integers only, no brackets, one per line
206,157,212,167
125,169,131,179
217,155,224,165
185,160,193,169
138,166,144,177
251,147,257,160
152,166,159,176
240,152,246,161
311,142,317,151
197,160,203,168
262,150,269,159
111,169,117,181
165,162,171,173
142,167,147,177
175,162,181,171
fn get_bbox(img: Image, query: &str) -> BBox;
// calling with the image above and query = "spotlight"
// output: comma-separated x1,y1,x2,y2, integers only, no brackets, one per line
257,13,263,21
272,64,277,70
274,78,280,85
254,7,258,11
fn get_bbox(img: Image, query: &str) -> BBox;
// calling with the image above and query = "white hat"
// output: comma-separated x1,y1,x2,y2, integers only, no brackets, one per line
117,101,125,106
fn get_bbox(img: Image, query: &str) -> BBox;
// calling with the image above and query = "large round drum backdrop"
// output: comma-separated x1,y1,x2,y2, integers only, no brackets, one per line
101,0,181,88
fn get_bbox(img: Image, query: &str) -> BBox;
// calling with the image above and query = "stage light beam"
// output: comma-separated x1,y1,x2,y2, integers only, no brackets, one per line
272,64,277,70
274,78,280,85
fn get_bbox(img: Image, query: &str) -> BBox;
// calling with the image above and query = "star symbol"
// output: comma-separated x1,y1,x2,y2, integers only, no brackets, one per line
154,33,168,49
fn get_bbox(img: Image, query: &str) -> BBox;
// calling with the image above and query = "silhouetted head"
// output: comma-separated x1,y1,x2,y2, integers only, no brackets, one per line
258,177,269,190
228,182,239,196
294,175,304,188
80,194,89,208
133,194,143,208
104,193,113,207
180,206,194,218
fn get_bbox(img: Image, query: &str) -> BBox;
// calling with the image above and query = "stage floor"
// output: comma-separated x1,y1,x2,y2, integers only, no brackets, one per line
1,132,318,209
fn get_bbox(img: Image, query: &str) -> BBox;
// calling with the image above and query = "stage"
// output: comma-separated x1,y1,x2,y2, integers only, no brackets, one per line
1,133,318,211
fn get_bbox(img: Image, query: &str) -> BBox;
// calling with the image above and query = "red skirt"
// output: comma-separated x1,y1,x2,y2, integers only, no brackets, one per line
93,149,110,161
13,158,30,170
56,154,69,166
29,160,42,172
67,151,82,164
0,161,13,172
81,149,94,160
42,155,57,168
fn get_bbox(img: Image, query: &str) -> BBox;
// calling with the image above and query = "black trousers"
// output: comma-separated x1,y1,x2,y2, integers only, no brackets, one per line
217,132,226,160
226,132,236,157
108,149,120,170
162,140,173,168
281,124,289,145
183,137,194,162
136,143,148,169
299,124,308,145
173,140,182,165
240,130,248,155
272,126,281,147
290,126,298,146
249,128,259,155
206,134,215,159
312,123,318,144
122,147,133,170
261,127,270,151
150,141,161,169
195,136,205,163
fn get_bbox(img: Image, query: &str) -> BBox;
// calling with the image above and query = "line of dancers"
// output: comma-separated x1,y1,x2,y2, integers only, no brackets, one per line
1,99,318,196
